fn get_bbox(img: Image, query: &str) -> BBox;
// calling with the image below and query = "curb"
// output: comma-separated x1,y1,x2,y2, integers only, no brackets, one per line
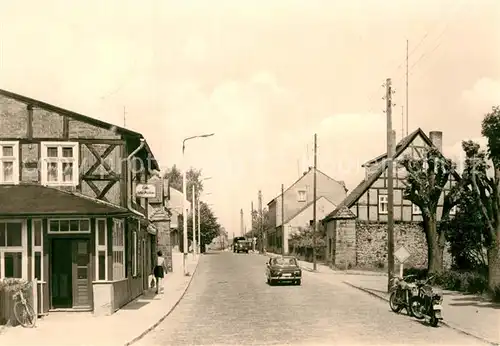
125,258,201,346
343,281,499,346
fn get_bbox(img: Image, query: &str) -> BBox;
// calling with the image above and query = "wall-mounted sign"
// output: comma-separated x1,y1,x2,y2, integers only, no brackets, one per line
135,184,157,198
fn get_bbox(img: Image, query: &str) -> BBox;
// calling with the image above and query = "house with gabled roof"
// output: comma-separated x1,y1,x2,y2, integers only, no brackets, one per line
0,88,163,318
265,167,347,255
321,129,459,269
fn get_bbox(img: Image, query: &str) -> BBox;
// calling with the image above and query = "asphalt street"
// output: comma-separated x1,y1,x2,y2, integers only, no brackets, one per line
136,251,490,346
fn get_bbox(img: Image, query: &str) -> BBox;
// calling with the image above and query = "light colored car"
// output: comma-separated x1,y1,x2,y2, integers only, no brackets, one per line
266,256,302,285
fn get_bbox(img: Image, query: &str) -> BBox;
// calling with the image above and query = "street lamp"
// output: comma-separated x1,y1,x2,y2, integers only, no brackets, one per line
182,133,215,276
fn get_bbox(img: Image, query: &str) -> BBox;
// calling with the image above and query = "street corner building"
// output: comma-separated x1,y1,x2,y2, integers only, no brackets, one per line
0,89,171,318
321,129,459,269
265,167,348,256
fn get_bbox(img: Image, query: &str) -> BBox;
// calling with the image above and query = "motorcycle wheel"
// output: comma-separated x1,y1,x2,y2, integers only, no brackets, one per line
389,291,403,313
409,297,425,320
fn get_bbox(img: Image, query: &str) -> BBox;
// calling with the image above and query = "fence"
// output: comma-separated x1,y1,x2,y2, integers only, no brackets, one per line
0,279,37,326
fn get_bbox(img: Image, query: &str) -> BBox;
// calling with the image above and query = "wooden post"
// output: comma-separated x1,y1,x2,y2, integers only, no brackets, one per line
312,133,318,271
386,78,395,291
281,184,285,254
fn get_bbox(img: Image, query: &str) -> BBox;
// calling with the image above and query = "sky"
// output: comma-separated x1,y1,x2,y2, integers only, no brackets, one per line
0,0,499,236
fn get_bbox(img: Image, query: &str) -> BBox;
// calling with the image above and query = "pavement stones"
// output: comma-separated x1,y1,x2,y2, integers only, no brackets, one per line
0,255,200,346
264,252,500,346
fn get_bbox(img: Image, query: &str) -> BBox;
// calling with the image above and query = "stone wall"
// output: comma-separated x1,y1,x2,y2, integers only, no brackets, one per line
334,219,357,268
355,221,452,269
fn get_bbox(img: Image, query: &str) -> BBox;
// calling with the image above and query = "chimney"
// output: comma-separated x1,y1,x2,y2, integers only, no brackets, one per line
429,131,443,152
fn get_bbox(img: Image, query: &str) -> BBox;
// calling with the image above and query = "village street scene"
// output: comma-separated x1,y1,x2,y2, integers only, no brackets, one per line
0,1,499,346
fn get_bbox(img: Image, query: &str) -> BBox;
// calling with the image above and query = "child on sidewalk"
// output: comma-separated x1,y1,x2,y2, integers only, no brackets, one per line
153,250,167,294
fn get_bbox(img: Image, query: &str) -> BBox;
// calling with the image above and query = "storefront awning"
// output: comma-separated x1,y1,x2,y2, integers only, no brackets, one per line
0,185,130,217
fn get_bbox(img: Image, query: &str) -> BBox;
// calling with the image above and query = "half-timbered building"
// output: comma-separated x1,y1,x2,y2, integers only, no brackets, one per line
322,129,459,269
0,89,161,316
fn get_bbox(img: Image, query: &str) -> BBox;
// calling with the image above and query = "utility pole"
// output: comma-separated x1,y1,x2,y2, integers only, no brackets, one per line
386,78,396,290
281,184,285,255
258,190,264,253
240,209,244,237
192,186,196,256
406,39,409,136
251,201,255,251
401,106,404,140
123,106,127,127
312,133,318,271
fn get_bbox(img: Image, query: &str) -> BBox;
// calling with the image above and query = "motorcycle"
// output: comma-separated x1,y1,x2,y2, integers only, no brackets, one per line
409,275,444,327
389,274,419,316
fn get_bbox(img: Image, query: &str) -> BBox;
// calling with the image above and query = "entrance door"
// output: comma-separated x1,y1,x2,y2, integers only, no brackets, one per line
51,239,73,308
72,239,91,308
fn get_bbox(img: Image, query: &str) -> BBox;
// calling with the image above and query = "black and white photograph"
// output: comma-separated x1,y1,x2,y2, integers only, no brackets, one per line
0,0,499,345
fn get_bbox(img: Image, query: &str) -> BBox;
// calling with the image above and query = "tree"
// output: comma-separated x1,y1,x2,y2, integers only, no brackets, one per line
163,165,204,202
468,106,500,291
289,223,326,251
443,183,488,271
186,200,221,247
399,147,461,274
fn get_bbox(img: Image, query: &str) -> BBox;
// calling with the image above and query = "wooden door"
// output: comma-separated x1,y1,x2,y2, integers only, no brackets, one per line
72,239,91,308
51,239,73,308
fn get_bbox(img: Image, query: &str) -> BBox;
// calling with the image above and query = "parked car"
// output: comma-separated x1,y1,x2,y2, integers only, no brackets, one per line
266,256,302,285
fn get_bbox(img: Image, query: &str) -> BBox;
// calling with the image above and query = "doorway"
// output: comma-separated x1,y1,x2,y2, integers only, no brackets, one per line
51,238,91,309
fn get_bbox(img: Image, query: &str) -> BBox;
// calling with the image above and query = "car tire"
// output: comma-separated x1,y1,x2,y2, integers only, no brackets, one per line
296,280,301,286
267,278,270,284
269,279,275,286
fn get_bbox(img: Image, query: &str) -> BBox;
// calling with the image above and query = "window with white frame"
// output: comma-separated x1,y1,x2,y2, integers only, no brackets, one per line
132,231,138,277
297,189,306,202
412,203,422,215
450,205,457,215
96,219,108,281
0,141,19,184
41,142,79,186
0,221,25,279
378,195,388,214
31,220,43,282
48,219,90,233
112,219,125,280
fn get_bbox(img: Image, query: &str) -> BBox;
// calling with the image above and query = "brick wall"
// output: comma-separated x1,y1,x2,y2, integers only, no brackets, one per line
355,221,452,269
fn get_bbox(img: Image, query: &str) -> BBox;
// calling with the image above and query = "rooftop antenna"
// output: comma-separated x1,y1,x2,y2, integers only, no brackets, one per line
405,39,409,136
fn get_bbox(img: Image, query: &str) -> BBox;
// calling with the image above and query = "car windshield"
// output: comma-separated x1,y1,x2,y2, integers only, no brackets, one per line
272,258,297,266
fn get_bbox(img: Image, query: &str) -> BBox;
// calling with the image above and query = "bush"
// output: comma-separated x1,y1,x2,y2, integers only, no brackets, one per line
435,271,488,293
402,268,489,294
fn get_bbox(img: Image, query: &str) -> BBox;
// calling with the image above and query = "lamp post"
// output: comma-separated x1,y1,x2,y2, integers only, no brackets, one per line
182,133,214,275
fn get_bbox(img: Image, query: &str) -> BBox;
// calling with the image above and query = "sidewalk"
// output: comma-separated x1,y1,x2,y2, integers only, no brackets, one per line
0,255,200,346
343,274,500,345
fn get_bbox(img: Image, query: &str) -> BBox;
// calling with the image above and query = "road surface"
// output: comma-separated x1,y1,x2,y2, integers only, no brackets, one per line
136,251,489,346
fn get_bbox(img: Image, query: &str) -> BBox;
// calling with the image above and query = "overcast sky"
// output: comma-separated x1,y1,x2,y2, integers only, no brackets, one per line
0,0,498,235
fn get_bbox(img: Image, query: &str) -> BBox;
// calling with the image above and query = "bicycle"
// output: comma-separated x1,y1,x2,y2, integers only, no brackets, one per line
12,282,37,328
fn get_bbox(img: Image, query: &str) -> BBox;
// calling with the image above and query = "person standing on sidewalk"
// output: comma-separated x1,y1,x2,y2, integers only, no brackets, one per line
153,251,167,294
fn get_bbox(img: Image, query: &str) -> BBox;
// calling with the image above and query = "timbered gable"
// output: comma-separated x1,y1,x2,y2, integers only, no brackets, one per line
80,143,123,205
323,128,461,224
0,89,159,209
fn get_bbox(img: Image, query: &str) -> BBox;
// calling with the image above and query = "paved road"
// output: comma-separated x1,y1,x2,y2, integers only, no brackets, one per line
136,252,489,346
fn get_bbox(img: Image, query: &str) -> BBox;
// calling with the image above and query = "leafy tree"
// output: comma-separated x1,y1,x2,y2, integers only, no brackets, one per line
468,106,500,291
399,147,461,274
442,180,487,271
186,200,221,247
289,223,326,251
163,165,204,202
